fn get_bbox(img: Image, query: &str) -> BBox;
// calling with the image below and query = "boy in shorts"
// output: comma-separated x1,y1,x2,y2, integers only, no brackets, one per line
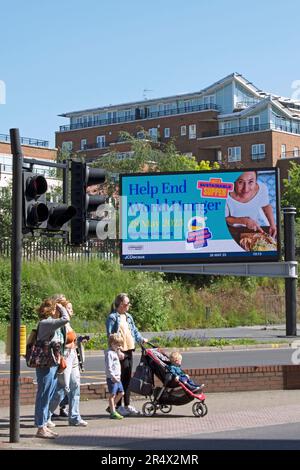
105,334,125,419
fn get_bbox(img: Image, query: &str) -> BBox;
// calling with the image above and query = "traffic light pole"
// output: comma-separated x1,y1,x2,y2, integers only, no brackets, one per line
9,128,23,443
283,207,297,336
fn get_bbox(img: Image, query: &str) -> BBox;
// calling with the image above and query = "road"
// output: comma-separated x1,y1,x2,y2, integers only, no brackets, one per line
0,346,295,383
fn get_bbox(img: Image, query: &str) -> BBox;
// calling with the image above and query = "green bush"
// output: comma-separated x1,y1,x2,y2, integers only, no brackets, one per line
129,272,172,331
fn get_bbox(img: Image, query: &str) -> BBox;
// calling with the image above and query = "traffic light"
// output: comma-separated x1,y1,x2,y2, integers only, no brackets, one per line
22,170,76,233
71,161,107,244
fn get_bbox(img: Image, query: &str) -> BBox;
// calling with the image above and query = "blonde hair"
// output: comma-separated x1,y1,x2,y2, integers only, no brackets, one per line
37,298,57,320
169,351,182,363
108,333,123,348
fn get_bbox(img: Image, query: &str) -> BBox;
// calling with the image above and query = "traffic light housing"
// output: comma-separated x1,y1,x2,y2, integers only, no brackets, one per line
22,170,76,233
71,161,107,244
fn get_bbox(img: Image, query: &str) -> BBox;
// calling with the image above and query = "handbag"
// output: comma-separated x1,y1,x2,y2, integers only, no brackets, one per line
129,362,153,396
26,325,62,368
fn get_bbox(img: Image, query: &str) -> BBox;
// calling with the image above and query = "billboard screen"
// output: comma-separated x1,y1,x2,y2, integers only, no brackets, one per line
120,168,280,265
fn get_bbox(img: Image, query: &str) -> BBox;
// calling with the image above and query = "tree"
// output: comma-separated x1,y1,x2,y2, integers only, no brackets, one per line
282,162,300,216
92,130,219,182
0,183,12,238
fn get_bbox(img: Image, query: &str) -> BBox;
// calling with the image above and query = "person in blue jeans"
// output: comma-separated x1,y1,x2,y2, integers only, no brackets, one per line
48,296,87,427
168,351,203,392
34,299,70,439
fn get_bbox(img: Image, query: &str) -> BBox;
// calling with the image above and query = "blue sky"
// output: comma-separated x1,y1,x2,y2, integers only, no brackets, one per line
0,0,299,147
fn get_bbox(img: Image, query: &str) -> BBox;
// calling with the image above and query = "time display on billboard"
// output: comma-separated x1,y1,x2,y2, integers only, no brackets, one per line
120,168,280,265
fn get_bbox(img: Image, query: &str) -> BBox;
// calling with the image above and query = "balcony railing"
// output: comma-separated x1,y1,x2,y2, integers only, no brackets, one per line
201,123,271,137
201,123,300,138
280,150,300,159
251,153,266,160
0,133,49,147
59,103,220,132
80,142,108,151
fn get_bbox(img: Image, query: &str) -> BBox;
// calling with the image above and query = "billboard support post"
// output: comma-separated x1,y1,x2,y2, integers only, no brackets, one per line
283,207,297,337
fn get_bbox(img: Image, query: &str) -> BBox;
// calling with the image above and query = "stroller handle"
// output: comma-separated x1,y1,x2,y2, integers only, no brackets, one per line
142,340,158,349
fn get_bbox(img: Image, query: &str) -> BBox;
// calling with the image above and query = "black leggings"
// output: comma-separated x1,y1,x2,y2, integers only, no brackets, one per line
119,351,133,407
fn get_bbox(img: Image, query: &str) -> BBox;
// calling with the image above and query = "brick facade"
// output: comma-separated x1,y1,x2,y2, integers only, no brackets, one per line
2,365,300,408
0,142,56,161
56,114,300,191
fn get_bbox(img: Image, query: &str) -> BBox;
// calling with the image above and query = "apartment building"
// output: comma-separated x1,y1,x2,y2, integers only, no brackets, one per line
0,133,57,188
55,72,300,181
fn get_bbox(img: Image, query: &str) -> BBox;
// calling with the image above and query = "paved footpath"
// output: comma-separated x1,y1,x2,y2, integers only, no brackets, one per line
1,390,300,450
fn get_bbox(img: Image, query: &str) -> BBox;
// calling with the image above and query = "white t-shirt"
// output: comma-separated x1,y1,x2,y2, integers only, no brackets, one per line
225,182,270,226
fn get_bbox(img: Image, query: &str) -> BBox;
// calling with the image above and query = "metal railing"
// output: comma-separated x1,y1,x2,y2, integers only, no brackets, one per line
0,133,49,147
80,142,108,151
280,150,300,159
201,123,300,138
0,238,119,262
59,103,220,132
251,153,266,160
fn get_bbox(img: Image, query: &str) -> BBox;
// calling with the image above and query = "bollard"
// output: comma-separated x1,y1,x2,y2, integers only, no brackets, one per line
6,325,27,356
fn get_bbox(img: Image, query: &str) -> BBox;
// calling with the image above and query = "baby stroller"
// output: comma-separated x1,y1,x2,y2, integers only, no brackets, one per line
129,344,208,418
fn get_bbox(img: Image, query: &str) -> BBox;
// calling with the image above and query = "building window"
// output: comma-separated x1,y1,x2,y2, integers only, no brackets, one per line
149,128,158,142
117,151,134,160
164,128,170,138
136,131,145,139
189,124,196,139
251,144,265,160
203,94,215,108
217,150,222,162
281,144,286,158
293,147,299,157
62,141,73,151
228,146,241,162
80,139,87,150
181,125,186,136
222,121,232,135
96,136,106,148
248,116,260,131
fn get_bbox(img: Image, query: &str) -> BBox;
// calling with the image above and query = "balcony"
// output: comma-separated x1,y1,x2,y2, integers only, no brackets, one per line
201,123,271,137
201,123,300,138
251,153,266,160
280,150,300,159
80,142,108,151
0,133,49,147
59,103,220,132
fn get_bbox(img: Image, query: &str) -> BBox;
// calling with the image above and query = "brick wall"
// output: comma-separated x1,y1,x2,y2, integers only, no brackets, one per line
1,365,300,408
0,142,57,160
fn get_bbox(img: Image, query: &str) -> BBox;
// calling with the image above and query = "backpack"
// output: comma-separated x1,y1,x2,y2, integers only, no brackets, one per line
129,362,153,396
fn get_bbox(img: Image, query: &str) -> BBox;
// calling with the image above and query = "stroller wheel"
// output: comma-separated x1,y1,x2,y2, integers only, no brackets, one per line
201,402,208,416
159,404,172,414
142,402,157,417
192,402,208,418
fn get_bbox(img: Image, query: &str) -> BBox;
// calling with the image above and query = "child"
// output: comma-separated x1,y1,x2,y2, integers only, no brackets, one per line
105,334,125,420
168,351,203,392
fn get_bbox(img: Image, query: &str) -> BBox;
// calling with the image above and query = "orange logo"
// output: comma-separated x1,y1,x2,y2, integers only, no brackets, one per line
197,178,234,198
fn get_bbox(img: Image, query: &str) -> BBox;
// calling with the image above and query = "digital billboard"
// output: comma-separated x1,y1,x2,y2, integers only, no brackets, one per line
120,168,280,265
